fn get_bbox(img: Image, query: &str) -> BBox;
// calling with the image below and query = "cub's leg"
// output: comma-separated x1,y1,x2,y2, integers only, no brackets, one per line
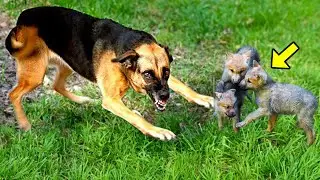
266,114,277,132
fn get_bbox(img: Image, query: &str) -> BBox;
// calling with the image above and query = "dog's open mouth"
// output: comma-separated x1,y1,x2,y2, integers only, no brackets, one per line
155,99,167,111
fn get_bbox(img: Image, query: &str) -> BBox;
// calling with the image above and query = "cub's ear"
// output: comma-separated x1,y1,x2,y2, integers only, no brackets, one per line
253,60,260,68
160,44,173,63
214,92,222,99
228,89,236,94
112,50,139,69
242,50,251,59
225,52,234,65
254,74,261,80
225,52,233,59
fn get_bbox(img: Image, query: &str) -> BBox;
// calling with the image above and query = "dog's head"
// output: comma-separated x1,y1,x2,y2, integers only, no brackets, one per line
112,43,173,111
239,60,268,90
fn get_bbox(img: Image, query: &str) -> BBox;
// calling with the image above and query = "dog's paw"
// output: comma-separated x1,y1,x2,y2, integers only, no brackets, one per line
194,95,214,109
132,110,142,116
236,121,246,128
18,121,31,131
76,96,95,104
145,127,176,141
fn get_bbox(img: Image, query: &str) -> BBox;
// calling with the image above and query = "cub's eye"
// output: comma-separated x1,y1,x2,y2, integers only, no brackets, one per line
143,71,153,79
225,105,230,109
247,79,252,83
230,69,234,73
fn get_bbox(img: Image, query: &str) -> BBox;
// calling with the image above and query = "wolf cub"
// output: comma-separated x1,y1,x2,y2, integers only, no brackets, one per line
216,46,260,132
237,61,318,145
214,89,238,131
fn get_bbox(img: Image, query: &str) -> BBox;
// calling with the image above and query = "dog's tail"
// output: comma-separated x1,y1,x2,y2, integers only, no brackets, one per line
5,26,38,58
5,26,24,55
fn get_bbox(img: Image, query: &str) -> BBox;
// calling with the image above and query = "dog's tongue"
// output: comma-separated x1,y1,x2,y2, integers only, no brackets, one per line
159,99,167,105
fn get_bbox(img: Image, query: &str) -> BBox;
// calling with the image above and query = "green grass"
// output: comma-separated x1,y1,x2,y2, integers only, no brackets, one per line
1,0,320,179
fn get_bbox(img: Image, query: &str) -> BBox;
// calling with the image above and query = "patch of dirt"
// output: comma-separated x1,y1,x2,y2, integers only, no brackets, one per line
0,11,89,125
0,11,16,124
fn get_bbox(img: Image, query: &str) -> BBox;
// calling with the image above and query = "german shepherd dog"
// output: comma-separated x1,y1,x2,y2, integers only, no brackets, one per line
5,7,214,141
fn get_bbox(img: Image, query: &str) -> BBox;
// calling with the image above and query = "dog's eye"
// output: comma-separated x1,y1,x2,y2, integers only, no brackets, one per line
247,79,252,83
225,105,230,109
230,69,234,73
163,68,170,78
143,71,153,79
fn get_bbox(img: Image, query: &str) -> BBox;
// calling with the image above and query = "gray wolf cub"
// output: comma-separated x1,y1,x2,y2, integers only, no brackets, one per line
214,89,237,131
237,61,318,145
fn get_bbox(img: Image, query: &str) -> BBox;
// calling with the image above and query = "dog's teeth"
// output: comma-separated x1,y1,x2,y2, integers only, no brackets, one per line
154,98,167,110
157,100,166,106
155,100,166,111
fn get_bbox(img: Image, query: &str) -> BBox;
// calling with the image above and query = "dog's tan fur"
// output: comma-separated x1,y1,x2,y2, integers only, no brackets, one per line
8,26,214,140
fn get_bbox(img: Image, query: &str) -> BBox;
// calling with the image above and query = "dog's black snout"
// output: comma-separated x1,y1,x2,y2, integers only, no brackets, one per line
159,90,169,100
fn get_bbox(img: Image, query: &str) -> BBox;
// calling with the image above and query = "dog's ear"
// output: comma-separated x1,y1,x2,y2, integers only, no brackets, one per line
112,50,139,69
160,44,173,63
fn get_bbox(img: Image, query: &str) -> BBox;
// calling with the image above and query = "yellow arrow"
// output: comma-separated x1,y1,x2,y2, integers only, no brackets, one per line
271,42,299,69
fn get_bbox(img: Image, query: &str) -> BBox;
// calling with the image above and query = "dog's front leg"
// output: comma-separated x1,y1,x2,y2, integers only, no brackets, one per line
168,76,214,108
102,97,176,141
